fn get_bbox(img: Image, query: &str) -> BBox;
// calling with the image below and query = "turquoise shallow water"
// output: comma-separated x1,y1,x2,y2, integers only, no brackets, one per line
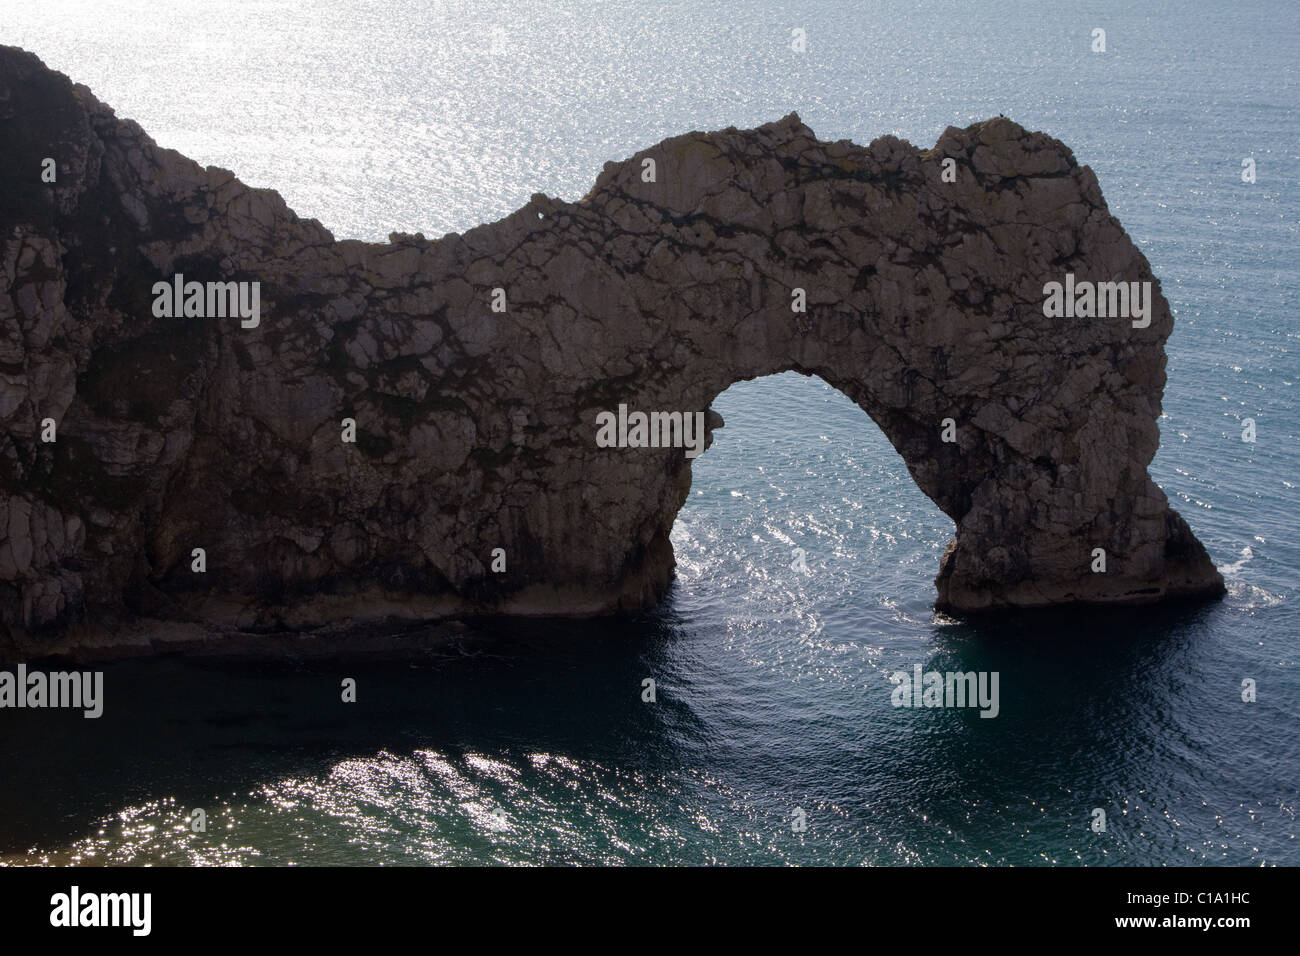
1,0,1297,864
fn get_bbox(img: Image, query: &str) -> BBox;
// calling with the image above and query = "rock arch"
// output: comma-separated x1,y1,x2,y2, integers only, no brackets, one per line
0,47,1223,652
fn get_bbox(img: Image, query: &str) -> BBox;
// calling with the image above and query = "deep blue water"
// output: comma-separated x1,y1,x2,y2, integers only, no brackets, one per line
1,0,1296,864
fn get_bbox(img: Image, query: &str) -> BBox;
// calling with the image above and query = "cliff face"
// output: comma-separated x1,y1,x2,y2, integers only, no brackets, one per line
0,47,1223,658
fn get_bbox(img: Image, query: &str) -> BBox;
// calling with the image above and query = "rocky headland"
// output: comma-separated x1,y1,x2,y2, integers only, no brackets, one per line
0,46,1224,660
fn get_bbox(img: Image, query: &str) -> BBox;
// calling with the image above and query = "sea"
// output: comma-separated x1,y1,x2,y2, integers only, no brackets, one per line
1,0,1296,865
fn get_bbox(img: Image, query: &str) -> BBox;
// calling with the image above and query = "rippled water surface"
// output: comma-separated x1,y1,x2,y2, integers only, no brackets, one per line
1,0,1297,865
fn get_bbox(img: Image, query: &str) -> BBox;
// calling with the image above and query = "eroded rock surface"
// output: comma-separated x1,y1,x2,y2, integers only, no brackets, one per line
0,47,1223,658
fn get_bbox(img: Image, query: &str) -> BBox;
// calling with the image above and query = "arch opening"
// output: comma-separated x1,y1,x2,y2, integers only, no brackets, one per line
668,371,956,621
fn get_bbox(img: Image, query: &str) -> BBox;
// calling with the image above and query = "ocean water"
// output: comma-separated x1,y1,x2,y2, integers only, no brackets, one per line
1,0,1297,865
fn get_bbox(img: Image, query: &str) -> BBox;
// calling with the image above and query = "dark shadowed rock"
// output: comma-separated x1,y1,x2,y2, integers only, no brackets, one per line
0,46,1223,660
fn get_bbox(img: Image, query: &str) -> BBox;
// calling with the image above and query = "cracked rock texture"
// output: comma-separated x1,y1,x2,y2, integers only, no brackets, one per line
0,47,1223,659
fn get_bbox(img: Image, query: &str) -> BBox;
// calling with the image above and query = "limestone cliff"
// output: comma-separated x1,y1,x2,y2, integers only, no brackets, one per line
0,47,1223,659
